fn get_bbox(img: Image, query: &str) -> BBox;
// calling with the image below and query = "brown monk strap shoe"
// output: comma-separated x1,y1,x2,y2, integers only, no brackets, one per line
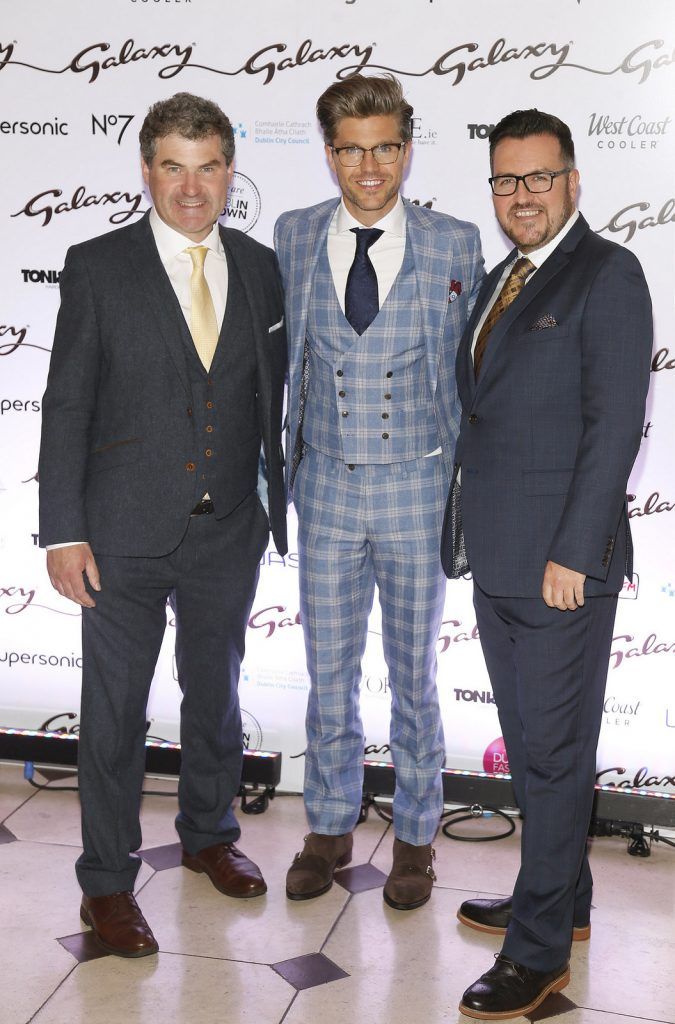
457,895,591,941
80,891,159,958
182,842,267,898
383,838,436,911
459,953,570,1019
286,832,353,900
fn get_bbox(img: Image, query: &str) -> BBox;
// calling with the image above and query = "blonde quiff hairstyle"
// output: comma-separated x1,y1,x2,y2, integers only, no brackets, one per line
316,74,414,145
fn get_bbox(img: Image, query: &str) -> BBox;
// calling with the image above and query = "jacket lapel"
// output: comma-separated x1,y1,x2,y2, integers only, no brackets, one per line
473,215,589,395
457,258,507,406
406,202,452,395
126,212,192,396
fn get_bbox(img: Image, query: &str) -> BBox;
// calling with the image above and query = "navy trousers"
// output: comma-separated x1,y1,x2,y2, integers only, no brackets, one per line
473,582,618,971
76,494,269,896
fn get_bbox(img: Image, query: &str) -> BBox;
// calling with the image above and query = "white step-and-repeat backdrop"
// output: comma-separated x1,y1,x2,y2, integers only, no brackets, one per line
1,1,673,796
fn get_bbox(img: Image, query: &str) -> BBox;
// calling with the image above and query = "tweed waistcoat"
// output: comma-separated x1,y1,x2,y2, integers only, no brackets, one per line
303,236,439,464
184,254,260,511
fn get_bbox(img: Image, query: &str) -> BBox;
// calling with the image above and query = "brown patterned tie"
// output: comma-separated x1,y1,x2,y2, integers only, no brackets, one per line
185,245,219,371
473,256,534,378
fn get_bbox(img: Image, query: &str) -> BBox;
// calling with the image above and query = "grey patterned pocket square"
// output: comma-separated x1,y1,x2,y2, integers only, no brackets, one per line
528,314,558,331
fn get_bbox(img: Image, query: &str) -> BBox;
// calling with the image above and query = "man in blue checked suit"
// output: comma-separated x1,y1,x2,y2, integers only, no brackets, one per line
442,110,652,1019
274,74,484,909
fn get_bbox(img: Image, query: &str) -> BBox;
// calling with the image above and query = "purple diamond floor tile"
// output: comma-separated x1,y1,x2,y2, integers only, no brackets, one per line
58,930,110,963
0,823,17,844
139,842,183,870
334,862,387,894
272,952,350,990
527,992,577,1021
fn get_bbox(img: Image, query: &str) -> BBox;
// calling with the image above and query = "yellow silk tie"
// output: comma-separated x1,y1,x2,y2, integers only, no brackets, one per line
473,256,534,378
185,245,219,371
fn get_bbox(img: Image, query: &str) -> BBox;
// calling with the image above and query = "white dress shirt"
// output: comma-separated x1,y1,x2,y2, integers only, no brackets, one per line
327,196,406,311
150,207,228,331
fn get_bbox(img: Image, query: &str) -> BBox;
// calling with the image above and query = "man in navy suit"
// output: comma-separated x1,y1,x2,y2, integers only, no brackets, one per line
441,109,652,1018
39,93,287,957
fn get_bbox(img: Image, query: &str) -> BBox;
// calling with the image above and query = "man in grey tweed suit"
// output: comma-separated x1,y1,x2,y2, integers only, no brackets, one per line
39,94,287,957
274,75,484,908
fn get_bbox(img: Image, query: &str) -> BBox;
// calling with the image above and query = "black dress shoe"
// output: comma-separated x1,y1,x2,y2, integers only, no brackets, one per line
458,895,591,941
459,954,570,1020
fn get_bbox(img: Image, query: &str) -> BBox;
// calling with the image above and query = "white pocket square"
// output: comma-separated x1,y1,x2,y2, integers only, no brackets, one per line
268,317,284,333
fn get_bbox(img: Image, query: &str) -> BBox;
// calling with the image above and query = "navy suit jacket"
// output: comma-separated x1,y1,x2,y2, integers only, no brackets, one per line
450,213,652,598
39,212,288,557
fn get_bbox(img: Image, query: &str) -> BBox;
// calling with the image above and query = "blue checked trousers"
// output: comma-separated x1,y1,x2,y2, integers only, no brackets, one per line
294,446,447,844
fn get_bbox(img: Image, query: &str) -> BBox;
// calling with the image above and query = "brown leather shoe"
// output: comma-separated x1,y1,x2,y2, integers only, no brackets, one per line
80,891,159,958
286,832,353,900
181,843,267,898
383,838,436,911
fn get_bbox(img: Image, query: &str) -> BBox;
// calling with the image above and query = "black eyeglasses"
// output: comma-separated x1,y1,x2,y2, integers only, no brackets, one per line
489,168,571,196
331,142,406,167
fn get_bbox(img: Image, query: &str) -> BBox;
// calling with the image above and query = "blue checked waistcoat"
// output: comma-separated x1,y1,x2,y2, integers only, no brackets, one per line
303,236,439,464
274,198,486,491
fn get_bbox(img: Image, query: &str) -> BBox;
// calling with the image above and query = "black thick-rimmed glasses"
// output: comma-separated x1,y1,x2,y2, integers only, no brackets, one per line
489,168,571,196
331,142,406,167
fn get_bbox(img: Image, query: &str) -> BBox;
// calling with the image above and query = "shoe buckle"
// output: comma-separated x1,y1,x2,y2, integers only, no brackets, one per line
426,865,437,881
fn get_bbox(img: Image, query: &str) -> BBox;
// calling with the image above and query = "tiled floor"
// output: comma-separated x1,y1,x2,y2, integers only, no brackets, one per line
1,761,673,1024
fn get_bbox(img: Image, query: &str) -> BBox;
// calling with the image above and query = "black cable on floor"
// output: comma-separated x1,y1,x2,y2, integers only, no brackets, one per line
441,804,516,842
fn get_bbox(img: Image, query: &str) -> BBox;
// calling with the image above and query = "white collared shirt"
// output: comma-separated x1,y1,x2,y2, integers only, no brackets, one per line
471,210,580,353
149,208,228,330
327,196,407,312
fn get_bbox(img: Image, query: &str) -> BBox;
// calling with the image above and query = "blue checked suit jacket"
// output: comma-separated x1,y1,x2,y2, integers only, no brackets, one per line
274,198,485,489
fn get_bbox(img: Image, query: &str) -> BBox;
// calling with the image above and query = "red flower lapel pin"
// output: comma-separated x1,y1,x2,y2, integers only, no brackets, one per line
449,280,462,302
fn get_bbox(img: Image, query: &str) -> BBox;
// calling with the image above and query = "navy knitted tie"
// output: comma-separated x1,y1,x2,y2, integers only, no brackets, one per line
345,227,384,335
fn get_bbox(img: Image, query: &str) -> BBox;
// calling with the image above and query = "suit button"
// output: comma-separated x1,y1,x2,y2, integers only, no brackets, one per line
206,425,214,433
337,369,344,377
382,432,389,439
206,401,214,409
205,449,213,457
384,393,391,400
468,414,479,424
382,413,389,419
187,407,193,417
347,464,355,471
338,390,346,398
386,371,393,378
342,411,349,417
185,462,195,472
